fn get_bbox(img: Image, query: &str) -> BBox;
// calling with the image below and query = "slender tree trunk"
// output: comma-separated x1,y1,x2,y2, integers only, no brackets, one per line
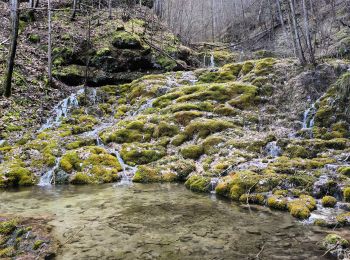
302,0,315,64
108,0,112,19
3,0,20,97
48,0,52,86
35,0,39,8
71,0,78,21
289,0,306,64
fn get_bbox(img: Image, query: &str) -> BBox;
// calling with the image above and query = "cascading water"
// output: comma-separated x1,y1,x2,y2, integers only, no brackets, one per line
38,159,60,186
210,53,215,68
132,99,154,116
265,141,282,157
39,89,84,131
302,103,317,129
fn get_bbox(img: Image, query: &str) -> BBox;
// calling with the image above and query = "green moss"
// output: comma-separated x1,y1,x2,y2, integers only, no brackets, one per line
70,172,93,185
180,144,203,160
287,195,316,219
322,234,349,248
0,162,36,187
253,58,276,76
120,143,166,165
33,240,44,250
0,247,14,257
185,175,211,192
213,104,238,116
28,34,40,43
174,111,204,125
184,119,235,139
344,187,350,202
338,167,350,177
267,195,288,210
241,61,254,75
60,151,81,173
171,134,189,146
133,166,161,183
285,145,310,158
202,136,224,155
66,138,95,150
96,47,111,57
239,193,265,205
112,31,142,49
321,196,337,207
153,121,179,138
0,219,17,235
336,212,350,226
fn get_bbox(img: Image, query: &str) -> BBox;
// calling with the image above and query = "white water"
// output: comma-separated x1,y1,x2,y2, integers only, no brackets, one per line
0,140,5,146
302,103,316,129
39,89,84,131
38,159,60,186
265,141,282,157
210,52,215,68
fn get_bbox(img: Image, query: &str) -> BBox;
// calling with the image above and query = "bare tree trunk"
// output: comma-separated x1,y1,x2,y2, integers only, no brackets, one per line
71,0,78,21
289,0,306,64
108,0,112,19
2,0,20,97
302,0,315,64
48,0,52,86
35,0,39,8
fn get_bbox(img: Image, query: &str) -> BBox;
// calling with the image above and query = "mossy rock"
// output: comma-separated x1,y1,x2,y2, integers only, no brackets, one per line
180,144,203,160
322,234,349,250
133,166,161,183
153,121,179,138
184,119,235,139
112,31,142,49
0,219,17,235
336,212,350,226
120,143,166,165
0,161,36,188
338,167,350,177
239,193,265,205
267,195,288,210
321,196,337,207
344,187,350,202
185,175,211,192
287,195,316,219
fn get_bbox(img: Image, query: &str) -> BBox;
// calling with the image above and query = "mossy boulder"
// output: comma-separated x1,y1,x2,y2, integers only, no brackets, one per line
112,31,142,49
239,193,265,205
343,187,350,202
185,175,211,192
133,166,161,183
0,161,36,188
267,195,288,210
180,144,203,160
338,167,350,177
321,196,337,207
322,234,349,254
336,212,350,226
287,195,317,219
120,143,166,165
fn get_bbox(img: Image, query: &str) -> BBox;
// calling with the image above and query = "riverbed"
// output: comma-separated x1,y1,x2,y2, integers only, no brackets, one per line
0,183,330,259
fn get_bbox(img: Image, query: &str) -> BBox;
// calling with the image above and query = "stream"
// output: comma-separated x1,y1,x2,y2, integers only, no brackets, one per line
0,183,329,259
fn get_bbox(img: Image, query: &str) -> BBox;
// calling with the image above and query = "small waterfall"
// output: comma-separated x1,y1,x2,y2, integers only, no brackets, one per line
38,159,60,186
113,149,137,185
40,89,84,131
203,53,207,67
302,103,316,129
210,53,215,68
265,141,282,158
210,177,219,193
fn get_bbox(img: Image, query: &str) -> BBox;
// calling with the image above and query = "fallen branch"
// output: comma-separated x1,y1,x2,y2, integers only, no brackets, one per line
322,242,340,257
60,225,86,248
256,243,265,259
0,39,9,46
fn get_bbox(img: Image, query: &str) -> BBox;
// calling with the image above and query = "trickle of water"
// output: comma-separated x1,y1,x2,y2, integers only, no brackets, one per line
132,99,154,116
113,149,137,185
0,140,5,146
265,141,282,157
302,103,316,129
210,53,215,68
210,177,219,193
38,159,60,186
39,89,84,131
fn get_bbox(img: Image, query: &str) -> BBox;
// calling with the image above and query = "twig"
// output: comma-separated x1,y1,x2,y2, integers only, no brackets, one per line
321,242,339,257
0,39,9,46
60,225,86,247
256,243,265,259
